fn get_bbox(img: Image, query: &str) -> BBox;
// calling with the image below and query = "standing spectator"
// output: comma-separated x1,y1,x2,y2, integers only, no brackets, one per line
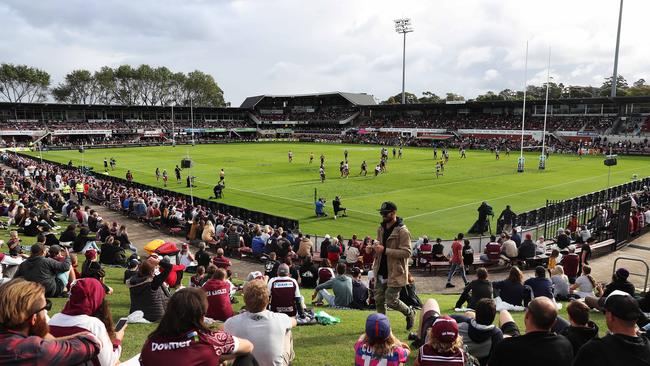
224,279,296,366
574,291,650,366
49,278,124,366
319,234,331,260
202,268,234,321
498,205,516,233
523,266,554,304
355,313,409,366
579,237,594,275
488,297,574,366
462,239,474,271
15,244,71,298
369,201,416,330
560,246,580,283
455,267,492,309
446,233,468,288
559,300,599,356
0,279,101,365
492,266,525,306
140,288,254,365
268,264,304,317
312,263,353,308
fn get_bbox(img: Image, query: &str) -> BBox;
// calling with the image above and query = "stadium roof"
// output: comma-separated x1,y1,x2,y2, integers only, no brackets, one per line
240,92,376,108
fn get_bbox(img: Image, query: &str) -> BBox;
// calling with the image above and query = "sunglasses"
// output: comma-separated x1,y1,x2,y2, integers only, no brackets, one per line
31,299,52,317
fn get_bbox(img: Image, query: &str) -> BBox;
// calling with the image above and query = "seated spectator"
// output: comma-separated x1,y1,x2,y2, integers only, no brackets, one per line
47,244,75,291
49,278,124,366
489,297,574,366
480,235,501,262
492,266,525,306
559,300,599,356
312,263,353,307
518,233,536,261
560,246,580,283
140,287,254,365
585,268,636,310
501,234,518,261
189,265,206,288
414,315,470,366
268,264,304,317
556,228,571,250
453,299,503,366
116,225,137,253
574,291,650,366
127,255,173,322
296,235,313,259
576,226,591,244
15,244,71,298
81,249,112,294
123,258,140,284
179,243,196,272
264,252,281,279
350,267,370,309
523,266,554,305
225,224,244,256
356,313,409,366
345,241,361,268
550,265,571,301
251,231,266,257
327,238,342,264
547,249,561,270
209,247,230,269
456,267,492,309
431,237,447,261
23,212,42,236
0,279,101,365
298,255,318,288
462,239,474,270
202,268,234,321
201,220,218,247
58,224,77,244
535,236,547,255
224,279,296,366
317,258,335,285
570,265,597,299
194,242,212,269
73,227,99,253
99,236,126,266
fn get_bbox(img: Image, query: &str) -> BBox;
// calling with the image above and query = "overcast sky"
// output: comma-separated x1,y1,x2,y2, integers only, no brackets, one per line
1,0,648,106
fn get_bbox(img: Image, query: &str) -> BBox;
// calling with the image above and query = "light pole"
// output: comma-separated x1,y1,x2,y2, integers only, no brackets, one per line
611,0,624,97
394,18,414,104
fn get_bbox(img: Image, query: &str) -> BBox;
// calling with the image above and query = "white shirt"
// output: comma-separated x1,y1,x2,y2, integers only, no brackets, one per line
345,246,360,264
224,310,293,366
49,313,121,366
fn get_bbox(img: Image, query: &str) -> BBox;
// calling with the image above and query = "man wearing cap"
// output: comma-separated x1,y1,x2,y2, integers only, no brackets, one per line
574,290,650,366
369,201,416,330
489,297,573,366
269,263,305,317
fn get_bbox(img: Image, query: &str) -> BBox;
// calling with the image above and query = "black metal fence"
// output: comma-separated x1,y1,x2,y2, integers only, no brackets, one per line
17,153,299,231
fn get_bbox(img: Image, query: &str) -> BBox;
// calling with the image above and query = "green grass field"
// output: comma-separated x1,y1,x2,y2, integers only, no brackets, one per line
29,143,650,238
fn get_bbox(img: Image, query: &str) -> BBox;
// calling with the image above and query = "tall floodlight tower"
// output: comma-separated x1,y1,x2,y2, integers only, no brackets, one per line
611,0,624,97
517,42,529,173
394,18,414,104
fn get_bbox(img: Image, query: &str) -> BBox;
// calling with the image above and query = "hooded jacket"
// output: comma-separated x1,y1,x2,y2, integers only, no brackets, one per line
15,255,70,297
559,321,599,355
574,333,650,366
127,261,172,322
455,315,503,366
372,217,411,287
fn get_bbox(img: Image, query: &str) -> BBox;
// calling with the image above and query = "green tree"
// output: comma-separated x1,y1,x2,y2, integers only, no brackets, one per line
94,66,116,105
0,63,50,103
418,91,441,104
380,92,418,104
445,92,465,102
52,69,101,104
600,75,628,96
628,78,650,96
475,91,502,101
182,70,225,107
498,89,516,100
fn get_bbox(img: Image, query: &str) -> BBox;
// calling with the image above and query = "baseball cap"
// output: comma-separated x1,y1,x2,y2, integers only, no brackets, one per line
598,290,642,321
379,201,397,214
616,268,630,280
278,263,290,275
246,271,264,282
365,313,391,341
85,249,97,261
431,316,459,343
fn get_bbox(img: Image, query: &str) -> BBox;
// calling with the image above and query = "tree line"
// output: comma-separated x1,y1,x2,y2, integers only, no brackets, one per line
0,63,227,107
381,75,650,104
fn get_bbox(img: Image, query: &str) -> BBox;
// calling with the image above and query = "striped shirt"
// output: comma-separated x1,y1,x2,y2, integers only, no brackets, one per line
417,345,465,366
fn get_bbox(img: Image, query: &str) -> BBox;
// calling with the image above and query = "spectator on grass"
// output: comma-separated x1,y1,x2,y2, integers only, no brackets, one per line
213,248,232,270
268,264,304,317
189,265,206,288
81,249,112,294
99,236,126,266
15,243,71,298
574,290,650,366
455,267,492,309
123,258,139,284
317,258,334,285
570,265,597,298
355,314,410,366
296,235,313,259
58,224,76,244
224,279,296,366
127,255,173,322
488,297,574,366
558,300,599,356
140,287,254,365
195,242,211,269
550,265,571,301
264,252,280,279
453,299,503,366
523,266,554,304
298,255,318,288
312,262,353,307
116,225,137,253
0,279,101,365
492,266,525,306
350,267,370,309
202,268,234,321
179,243,196,270
49,278,124,366
414,315,469,366
73,227,100,253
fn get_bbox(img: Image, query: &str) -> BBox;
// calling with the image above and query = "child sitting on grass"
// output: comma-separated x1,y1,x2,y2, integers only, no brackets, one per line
354,313,410,366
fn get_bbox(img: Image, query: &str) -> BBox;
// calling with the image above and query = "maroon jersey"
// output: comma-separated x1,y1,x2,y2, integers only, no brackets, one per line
485,242,502,260
140,329,236,366
561,253,580,277
202,279,234,321
268,277,300,316
212,256,231,269
318,267,334,284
